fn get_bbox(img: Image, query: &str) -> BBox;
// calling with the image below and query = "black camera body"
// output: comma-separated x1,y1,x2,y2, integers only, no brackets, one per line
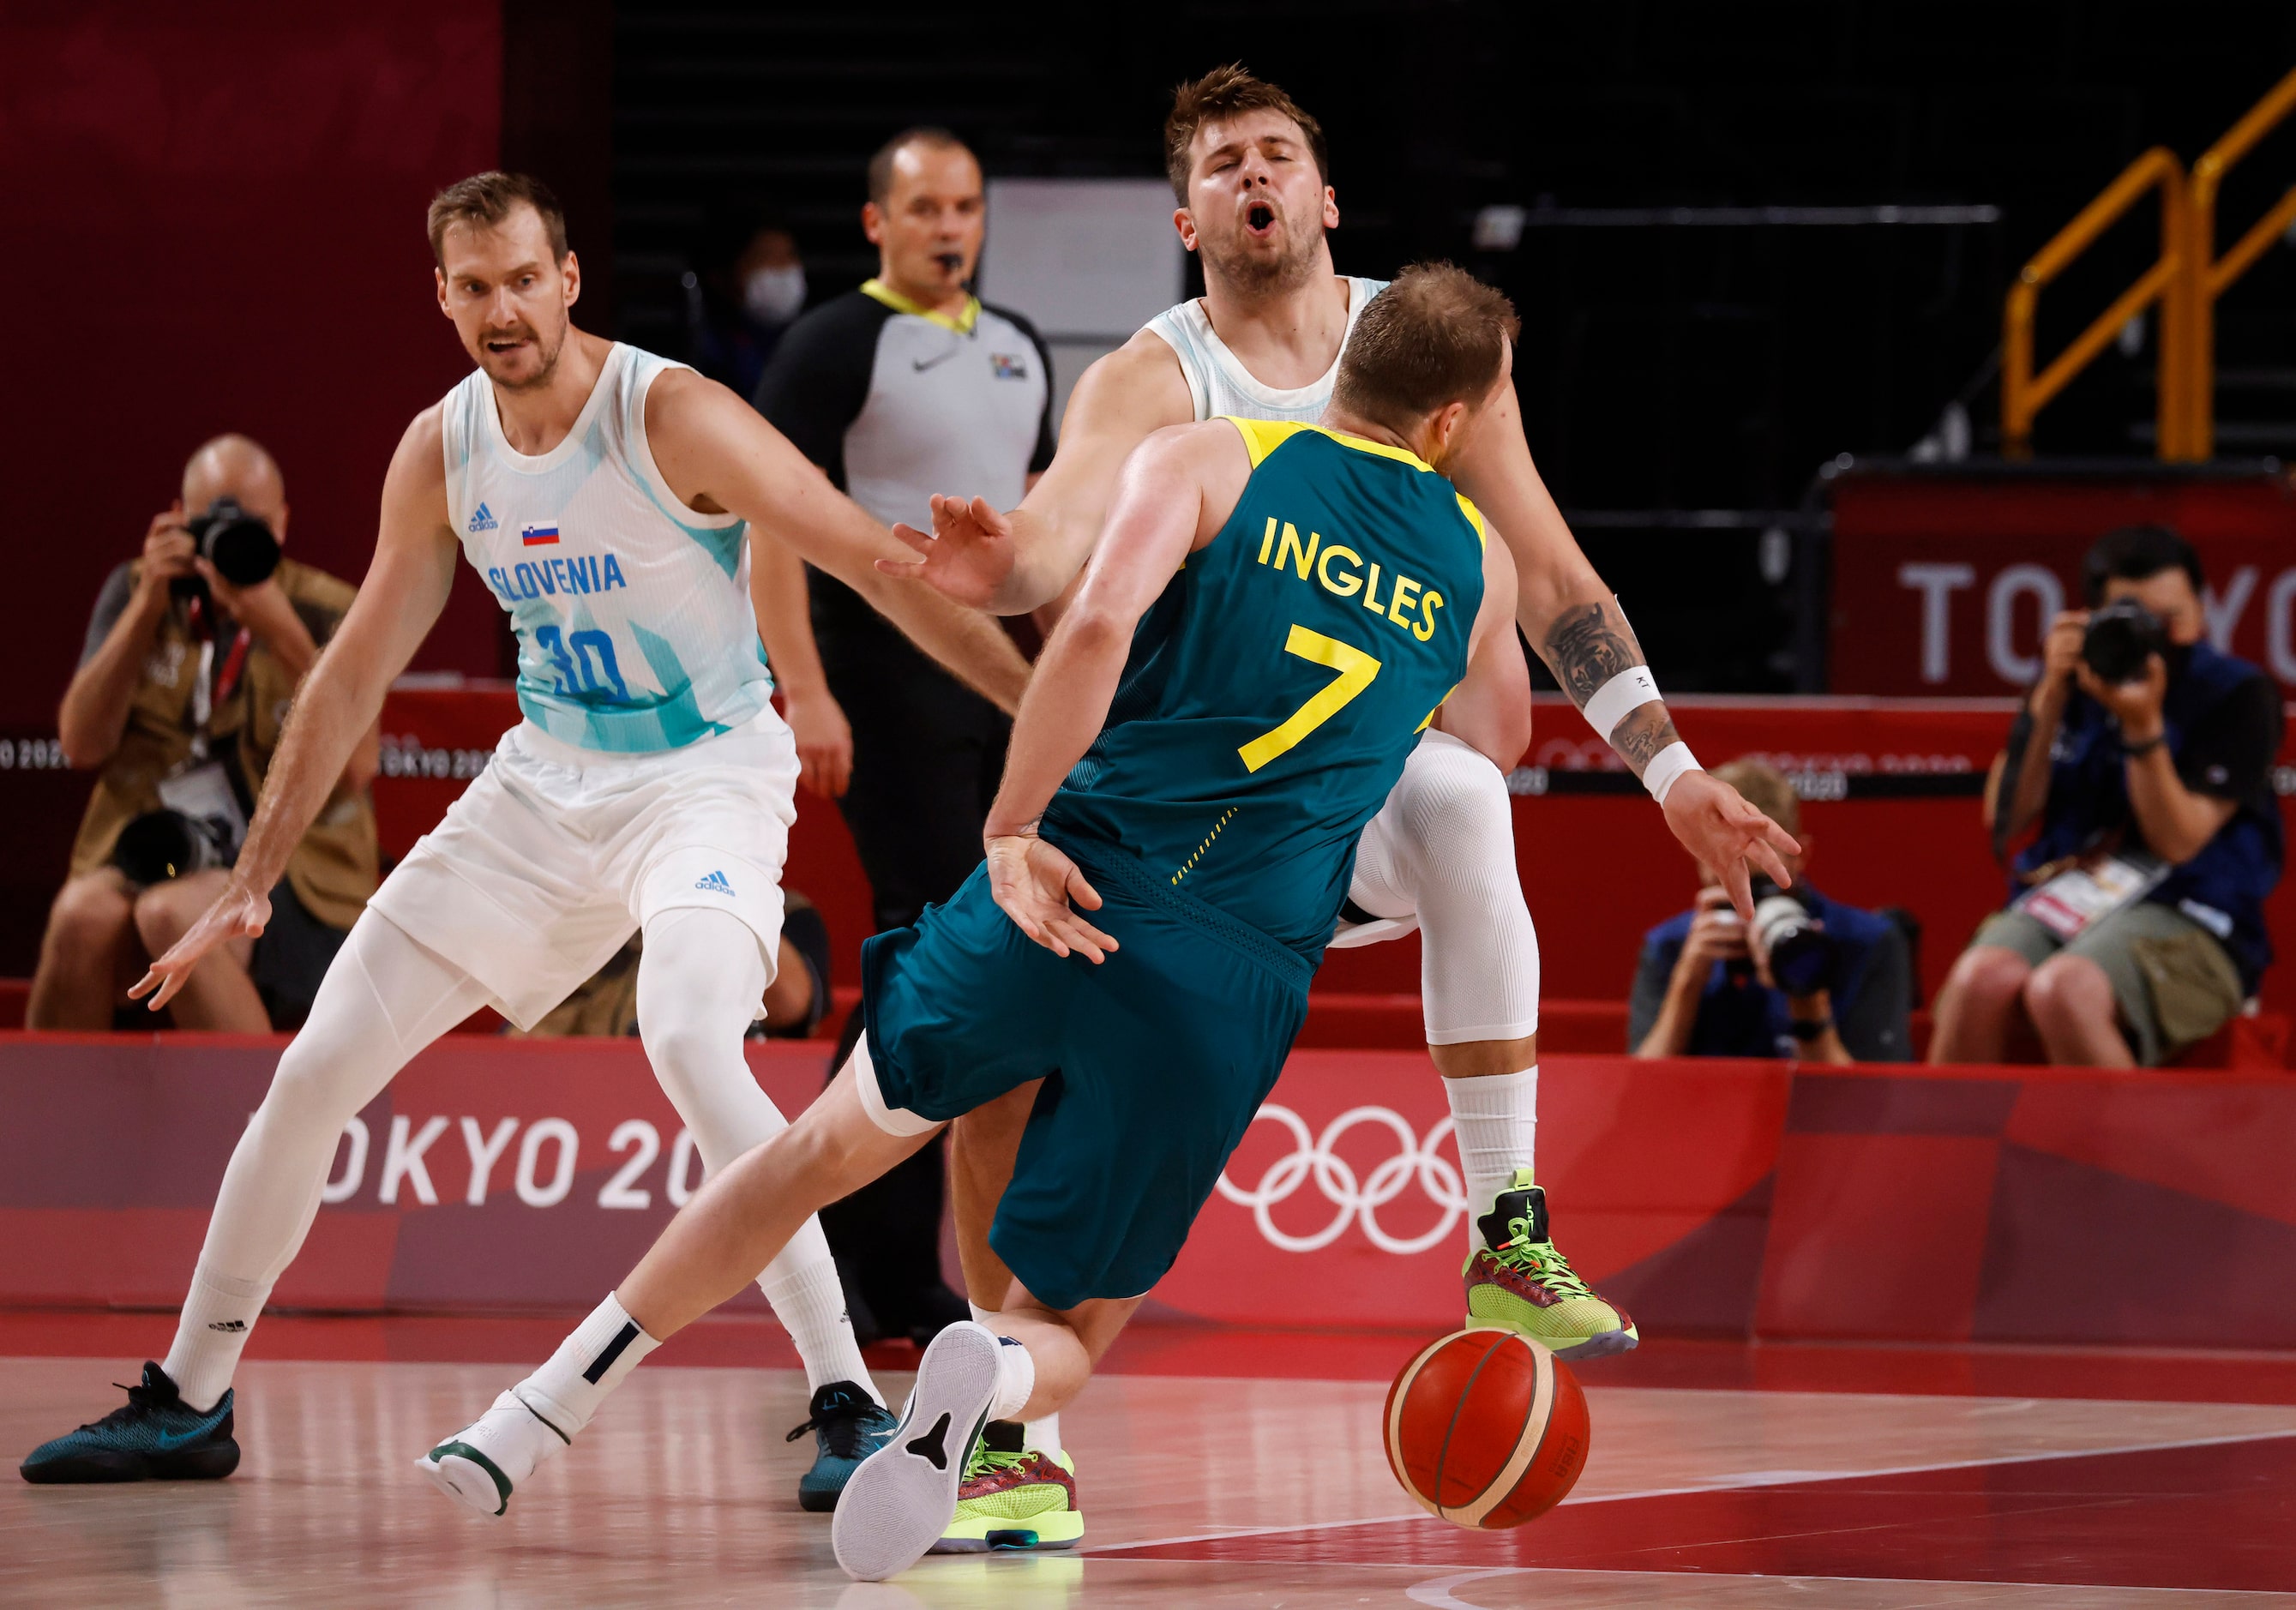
2081,599,2168,686
171,497,282,603
1742,874,1835,998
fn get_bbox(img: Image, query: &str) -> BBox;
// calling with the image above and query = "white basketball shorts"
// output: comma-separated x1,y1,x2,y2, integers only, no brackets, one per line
368,708,797,1030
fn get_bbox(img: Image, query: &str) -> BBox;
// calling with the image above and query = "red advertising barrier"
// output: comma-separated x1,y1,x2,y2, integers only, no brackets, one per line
373,687,2296,1019
6,1036,2293,1349
1830,465,2296,698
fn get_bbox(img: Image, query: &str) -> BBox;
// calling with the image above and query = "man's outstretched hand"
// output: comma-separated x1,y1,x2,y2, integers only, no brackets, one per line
1660,769,1802,920
984,832,1117,963
129,880,271,1011
881,494,1019,609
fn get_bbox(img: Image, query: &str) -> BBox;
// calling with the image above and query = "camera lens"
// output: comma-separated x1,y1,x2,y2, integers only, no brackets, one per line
112,810,203,886
1753,887,1836,996
195,501,281,586
2080,601,2167,686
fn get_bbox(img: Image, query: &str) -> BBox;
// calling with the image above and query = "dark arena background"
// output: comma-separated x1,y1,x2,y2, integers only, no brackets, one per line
5,3,2296,1603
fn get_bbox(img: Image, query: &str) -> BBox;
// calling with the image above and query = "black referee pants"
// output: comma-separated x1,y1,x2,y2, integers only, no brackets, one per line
820,641,1009,1340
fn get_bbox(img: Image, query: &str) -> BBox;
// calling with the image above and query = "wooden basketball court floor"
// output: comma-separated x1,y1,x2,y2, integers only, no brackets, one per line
3,1313,2293,1607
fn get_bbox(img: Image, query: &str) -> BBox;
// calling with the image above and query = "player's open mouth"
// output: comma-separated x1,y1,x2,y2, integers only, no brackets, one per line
934,252,964,274
1245,201,1277,237
486,336,531,355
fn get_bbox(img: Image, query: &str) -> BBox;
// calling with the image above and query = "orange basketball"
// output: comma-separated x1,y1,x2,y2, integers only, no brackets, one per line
1383,1327,1590,1528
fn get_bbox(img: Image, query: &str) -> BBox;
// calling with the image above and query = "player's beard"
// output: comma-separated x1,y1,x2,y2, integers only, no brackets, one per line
483,317,568,392
1203,212,1323,300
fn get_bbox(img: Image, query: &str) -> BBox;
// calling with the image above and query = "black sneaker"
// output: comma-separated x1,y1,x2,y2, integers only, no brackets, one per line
786,1379,897,1513
21,1363,240,1484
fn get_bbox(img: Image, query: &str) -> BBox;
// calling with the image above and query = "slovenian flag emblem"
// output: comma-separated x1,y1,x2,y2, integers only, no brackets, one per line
521,523,560,547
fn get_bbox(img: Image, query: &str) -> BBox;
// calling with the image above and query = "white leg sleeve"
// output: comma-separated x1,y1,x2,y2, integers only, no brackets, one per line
165,910,490,1408
1360,730,1541,1045
635,906,875,1400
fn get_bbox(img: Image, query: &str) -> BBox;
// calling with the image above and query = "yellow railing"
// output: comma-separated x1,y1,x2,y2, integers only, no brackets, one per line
2186,63,2296,458
2002,63,2296,462
2002,147,2186,460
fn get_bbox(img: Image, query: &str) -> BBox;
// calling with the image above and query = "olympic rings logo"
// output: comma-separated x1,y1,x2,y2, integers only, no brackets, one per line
1214,1104,1464,1254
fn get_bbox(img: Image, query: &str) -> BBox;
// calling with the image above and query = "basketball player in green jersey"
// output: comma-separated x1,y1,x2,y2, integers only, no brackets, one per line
419,266,1554,1581
891,67,1798,1399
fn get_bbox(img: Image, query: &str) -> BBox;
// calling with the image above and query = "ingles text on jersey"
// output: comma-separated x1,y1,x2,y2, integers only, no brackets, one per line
1253,517,1449,643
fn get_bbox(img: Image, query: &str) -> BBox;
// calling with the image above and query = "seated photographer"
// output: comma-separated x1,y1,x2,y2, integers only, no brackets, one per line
1930,525,2282,1068
29,435,379,1032
1630,759,1913,1063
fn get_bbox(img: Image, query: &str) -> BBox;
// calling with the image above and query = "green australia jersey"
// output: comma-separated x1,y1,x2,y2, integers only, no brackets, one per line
1042,418,1487,956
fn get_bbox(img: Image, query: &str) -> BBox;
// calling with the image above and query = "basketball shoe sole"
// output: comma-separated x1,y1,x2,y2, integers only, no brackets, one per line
832,1321,1001,1581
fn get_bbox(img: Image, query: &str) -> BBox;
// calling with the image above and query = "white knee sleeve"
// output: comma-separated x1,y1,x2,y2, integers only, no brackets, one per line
167,912,488,1407
637,906,783,1173
199,910,488,1286
1353,730,1540,1046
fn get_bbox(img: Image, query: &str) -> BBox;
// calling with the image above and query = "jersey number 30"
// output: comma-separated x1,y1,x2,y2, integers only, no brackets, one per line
1238,625,1380,772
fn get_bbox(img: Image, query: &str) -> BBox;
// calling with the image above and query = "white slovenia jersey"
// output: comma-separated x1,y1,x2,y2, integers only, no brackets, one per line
1140,276,1388,424
440,343,772,754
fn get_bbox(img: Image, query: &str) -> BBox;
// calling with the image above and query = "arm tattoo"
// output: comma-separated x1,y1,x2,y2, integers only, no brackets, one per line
1542,602,1642,706
1611,704,1680,778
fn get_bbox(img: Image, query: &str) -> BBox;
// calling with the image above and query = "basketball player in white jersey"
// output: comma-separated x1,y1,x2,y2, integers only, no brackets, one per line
19,171,1032,1511
889,67,1795,1434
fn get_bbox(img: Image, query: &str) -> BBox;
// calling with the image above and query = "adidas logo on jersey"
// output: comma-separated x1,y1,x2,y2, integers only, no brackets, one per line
694,869,735,896
468,502,500,533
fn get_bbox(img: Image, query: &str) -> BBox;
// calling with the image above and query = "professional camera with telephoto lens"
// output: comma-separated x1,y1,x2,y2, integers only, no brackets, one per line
110,808,235,886
171,496,282,603
1728,874,1835,997
2080,599,2168,686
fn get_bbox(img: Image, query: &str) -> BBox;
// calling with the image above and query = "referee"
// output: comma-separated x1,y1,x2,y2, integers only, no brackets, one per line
754,126,1054,1345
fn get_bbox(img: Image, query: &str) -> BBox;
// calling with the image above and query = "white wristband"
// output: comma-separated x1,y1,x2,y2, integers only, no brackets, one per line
1644,742,1701,805
1581,666,1662,741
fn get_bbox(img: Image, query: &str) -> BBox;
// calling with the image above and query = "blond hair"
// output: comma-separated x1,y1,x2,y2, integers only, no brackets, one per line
1332,264,1519,432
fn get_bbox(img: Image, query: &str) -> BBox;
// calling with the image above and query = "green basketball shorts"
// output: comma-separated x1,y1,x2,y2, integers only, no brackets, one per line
860,835,1311,1310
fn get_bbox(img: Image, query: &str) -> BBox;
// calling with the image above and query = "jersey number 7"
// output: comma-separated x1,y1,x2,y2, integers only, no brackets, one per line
1238,626,1381,772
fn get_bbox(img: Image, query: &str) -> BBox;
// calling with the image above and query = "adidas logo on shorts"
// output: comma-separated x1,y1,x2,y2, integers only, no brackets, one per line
694,869,735,896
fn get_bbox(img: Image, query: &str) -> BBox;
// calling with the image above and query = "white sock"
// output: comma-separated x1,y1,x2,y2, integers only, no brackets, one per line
514,1293,661,1439
970,1303,1053,1439
164,1265,273,1413
987,1332,1036,1422
1444,1066,1537,1251
760,1229,878,1403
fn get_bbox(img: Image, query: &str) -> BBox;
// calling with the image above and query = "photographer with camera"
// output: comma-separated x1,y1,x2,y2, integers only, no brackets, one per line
1630,759,1914,1063
28,435,379,1032
1930,525,2282,1068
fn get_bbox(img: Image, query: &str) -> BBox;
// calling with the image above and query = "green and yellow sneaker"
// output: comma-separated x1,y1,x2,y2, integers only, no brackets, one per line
931,1420,1084,1553
1464,1171,1638,1361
